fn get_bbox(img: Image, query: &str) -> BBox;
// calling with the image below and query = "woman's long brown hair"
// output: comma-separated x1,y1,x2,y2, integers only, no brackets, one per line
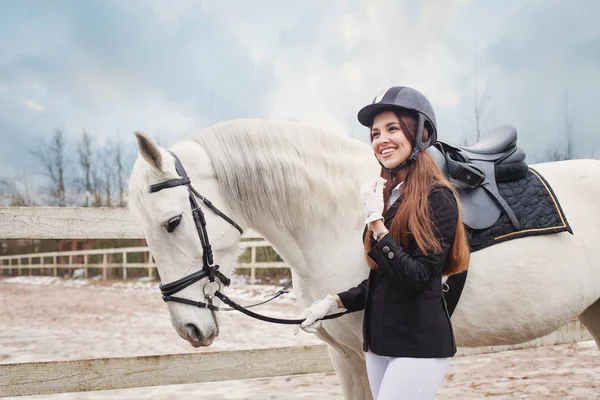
364,111,470,276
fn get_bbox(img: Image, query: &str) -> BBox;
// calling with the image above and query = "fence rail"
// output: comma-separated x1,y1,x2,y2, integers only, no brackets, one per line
0,345,334,397
0,242,287,282
0,207,284,282
0,320,591,397
0,207,264,240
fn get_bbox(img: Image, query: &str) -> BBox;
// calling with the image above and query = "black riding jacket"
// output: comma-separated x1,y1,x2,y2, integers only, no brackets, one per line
337,186,459,358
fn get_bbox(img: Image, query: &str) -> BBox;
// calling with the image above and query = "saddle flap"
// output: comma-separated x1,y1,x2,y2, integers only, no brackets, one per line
458,187,502,230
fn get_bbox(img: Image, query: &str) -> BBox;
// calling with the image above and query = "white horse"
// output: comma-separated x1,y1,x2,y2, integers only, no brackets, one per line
128,119,600,400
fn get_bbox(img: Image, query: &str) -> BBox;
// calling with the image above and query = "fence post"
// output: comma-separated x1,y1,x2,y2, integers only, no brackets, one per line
53,255,57,277
84,254,88,279
250,246,256,284
102,253,107,281
122,251,127,280
147,251,153,279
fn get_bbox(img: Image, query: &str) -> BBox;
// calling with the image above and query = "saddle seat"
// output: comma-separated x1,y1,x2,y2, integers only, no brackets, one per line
458,125,526,164
428,124,528,231
461,125,516,155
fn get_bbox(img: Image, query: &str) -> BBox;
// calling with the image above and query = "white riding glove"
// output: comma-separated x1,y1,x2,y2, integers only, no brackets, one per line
293,294,344,334
360,177,387,224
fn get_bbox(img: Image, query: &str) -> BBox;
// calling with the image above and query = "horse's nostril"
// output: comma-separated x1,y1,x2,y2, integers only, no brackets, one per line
186,324,202,340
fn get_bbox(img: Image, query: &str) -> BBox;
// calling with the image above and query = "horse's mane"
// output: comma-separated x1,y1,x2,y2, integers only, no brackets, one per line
191,119,375,232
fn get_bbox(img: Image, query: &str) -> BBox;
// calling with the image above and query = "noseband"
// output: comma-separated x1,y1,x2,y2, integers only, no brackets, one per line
148,151,346,325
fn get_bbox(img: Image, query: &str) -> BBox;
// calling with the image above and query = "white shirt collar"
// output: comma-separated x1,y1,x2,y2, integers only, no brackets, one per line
388,182,404,208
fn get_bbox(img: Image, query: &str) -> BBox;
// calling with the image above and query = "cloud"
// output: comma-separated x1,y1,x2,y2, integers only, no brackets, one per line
478,0,600,160
23,99,44,113
0,0,274,177
252,0,471,139
0,0,599,187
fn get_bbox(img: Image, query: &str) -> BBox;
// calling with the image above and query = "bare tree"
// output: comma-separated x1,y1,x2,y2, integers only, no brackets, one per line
76,130,95,206
114,136,126,207
30,129,67,206
99,140,115,207
562,92,575,160
542,146,568,162
540,91,577,162
0,173,34,206
91,166,103,207
460,48,492,146
470,49,490,144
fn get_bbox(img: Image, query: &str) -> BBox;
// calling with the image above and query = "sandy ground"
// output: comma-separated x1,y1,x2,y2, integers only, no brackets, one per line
1,276,599,399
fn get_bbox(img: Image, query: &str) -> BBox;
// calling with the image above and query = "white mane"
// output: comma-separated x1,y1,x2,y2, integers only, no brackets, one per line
191,119,376,232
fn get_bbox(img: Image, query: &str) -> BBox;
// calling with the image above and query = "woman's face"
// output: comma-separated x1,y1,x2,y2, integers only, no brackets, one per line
370,110,413,170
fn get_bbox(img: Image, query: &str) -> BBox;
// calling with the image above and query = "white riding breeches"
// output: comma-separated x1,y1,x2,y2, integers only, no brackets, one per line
364,351,451,400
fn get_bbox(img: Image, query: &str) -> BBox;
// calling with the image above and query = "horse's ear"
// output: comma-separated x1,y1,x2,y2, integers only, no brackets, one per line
135,132,163,172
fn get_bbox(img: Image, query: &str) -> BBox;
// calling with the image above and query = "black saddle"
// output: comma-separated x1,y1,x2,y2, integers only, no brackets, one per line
428,125,527,231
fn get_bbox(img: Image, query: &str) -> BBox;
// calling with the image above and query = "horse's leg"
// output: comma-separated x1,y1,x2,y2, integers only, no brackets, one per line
315,328,373,400
578,297,600,350
326,344,373,400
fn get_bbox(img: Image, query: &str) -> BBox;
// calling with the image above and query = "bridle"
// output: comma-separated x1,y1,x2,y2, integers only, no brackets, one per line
149,150,241,311
148,151,346,325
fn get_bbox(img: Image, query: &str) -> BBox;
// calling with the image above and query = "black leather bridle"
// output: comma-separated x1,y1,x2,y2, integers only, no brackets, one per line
149,150,242,311
148,151,346,325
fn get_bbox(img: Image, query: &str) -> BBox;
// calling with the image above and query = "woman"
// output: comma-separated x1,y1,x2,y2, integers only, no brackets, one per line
296,86,470,399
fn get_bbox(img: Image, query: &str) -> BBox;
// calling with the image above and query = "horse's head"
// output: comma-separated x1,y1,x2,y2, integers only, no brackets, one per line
128,132,245,347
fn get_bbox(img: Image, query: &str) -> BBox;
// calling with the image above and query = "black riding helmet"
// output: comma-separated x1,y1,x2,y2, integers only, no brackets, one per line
357,86,438,173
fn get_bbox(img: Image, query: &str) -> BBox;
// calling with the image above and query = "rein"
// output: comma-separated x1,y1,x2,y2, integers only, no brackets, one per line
148,151,347,325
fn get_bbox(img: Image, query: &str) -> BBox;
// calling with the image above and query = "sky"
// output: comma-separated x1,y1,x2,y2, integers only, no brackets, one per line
1,0,599,192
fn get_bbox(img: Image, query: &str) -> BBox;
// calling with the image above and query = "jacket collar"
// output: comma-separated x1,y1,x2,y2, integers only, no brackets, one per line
383,196,402,224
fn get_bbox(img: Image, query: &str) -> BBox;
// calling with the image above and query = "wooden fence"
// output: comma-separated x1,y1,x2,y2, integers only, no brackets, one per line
0,206,593,397
0,240,286,282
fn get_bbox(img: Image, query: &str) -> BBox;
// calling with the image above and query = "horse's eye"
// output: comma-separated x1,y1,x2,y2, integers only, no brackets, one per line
165,215,182,233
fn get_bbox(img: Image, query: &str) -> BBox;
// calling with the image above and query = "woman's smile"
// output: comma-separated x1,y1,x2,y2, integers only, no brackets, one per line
380,147,398,158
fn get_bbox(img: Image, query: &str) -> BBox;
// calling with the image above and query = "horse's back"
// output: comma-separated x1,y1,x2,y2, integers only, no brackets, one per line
531,159,600,228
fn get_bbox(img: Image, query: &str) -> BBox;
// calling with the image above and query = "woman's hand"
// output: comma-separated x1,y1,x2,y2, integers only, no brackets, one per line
293,294,344,334
361,177,387,224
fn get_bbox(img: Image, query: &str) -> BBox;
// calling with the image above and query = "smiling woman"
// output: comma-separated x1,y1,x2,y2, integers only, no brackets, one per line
298,86,470,399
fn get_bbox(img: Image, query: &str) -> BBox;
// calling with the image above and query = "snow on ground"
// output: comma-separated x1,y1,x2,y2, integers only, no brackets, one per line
1,276,599,399
2,276,90,286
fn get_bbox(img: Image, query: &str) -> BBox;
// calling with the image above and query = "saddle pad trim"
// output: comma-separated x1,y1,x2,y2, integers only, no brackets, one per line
492,167,572,242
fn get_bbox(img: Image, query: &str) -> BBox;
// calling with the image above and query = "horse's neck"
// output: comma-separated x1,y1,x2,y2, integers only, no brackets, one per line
253,226,310,274
176,129,377,291
248,188,372,299
256,221,370,303
247,181,372,278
